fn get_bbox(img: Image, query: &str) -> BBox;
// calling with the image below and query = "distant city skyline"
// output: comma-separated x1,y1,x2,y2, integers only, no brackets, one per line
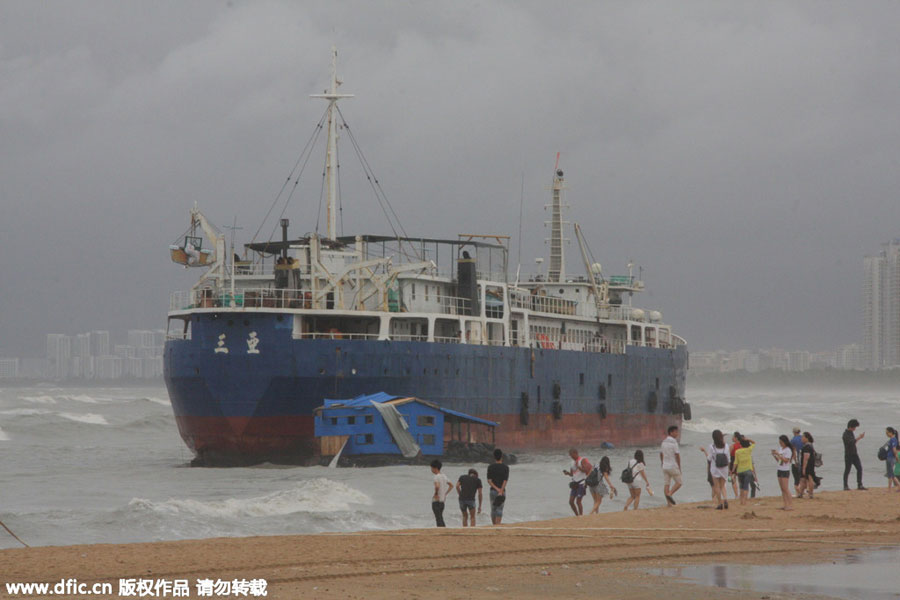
1,328,165,380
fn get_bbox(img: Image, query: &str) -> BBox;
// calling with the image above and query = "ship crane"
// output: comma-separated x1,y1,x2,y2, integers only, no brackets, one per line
573,222,609,311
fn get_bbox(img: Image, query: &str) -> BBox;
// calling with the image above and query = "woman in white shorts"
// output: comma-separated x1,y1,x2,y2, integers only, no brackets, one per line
623,450,652,510
701,429,730,510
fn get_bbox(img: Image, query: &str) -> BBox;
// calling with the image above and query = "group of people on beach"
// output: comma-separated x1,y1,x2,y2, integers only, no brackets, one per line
428,418,900,526
430,448,508,527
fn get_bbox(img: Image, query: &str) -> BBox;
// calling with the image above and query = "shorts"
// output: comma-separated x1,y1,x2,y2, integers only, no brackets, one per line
590,481,609,497
737,470,754,491
489,489,504,519
569,481,586,499
886,457,896,478
777,470,790,479
459,499,476,512
663,467,682,486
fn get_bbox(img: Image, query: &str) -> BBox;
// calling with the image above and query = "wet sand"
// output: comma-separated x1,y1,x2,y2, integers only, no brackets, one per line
2,489,898,599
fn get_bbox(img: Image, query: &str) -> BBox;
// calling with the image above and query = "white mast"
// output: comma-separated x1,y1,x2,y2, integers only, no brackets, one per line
546,153,567,282
311,46,353,240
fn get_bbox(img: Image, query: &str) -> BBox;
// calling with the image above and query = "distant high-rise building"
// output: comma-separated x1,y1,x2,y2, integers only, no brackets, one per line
46,334,71,379
90,330,110,357
864,239,900,369
0,358,19,378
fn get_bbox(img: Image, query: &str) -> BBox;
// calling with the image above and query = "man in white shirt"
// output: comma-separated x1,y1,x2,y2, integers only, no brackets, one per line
430,459,453,527
563,448,591,516
659,425,682,506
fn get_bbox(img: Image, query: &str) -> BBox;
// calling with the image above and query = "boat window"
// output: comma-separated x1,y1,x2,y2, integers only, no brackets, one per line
365,415,373,424
423,434,435,446
347,416,356,425
417,415,435,427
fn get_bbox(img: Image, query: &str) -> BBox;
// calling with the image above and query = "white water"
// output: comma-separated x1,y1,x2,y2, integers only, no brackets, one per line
0,382,897,548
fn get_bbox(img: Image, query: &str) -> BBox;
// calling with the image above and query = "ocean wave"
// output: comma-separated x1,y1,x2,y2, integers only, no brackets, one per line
19,395,57,405
57,412,110,425
141,397,171,406
128,479,372,520
120,414,174,431
682,415,781,435
0,408,52,416
59,394,114,404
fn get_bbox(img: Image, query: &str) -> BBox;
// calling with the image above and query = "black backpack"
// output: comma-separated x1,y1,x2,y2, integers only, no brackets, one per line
878,444,889,461
714,448,729,468
620,464,634,484
585,466,600,488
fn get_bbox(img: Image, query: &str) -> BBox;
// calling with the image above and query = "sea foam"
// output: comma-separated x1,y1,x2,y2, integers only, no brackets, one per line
57,412,110,425
20,395,57,405
128,479,372,520
682,415,781,435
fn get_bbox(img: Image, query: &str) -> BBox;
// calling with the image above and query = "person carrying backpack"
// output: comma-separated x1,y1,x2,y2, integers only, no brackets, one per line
563,448,592,516
587,456,617,514
622,450,652,510
701,429,730,510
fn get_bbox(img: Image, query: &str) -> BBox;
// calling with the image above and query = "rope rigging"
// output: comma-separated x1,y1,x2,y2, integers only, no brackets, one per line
250,106,330,245
335,105,421,260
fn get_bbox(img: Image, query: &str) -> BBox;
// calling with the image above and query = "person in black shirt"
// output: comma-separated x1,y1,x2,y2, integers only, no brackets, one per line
842,418,867,490
456,468,483,527
486,448,509,525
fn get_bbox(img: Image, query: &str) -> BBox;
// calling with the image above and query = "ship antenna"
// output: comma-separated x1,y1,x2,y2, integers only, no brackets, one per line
311,46,354,240
517,170,524,274
546,154,567,283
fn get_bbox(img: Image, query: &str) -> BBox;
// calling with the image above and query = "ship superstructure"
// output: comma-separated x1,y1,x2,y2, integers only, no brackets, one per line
164,50,689,464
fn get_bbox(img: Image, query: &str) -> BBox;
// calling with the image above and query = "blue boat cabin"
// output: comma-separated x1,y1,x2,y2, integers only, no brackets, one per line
314,392,496,457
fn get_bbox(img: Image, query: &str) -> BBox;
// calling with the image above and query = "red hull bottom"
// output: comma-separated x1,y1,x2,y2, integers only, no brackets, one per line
177,412,682,464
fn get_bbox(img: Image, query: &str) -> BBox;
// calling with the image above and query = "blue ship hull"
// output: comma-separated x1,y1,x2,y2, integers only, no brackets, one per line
164,311,687,463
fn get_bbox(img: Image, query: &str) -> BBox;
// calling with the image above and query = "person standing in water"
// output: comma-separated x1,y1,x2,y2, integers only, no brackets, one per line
486,449,509,525
563,448,591,516
622,450,652,511
430,459,453,527
587,456,616,514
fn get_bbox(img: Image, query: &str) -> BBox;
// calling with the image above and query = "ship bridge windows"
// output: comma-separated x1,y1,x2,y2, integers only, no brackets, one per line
434,318,461,344
486,322,505,346
293,315,380,340
389,317,428,342
485,286,504,319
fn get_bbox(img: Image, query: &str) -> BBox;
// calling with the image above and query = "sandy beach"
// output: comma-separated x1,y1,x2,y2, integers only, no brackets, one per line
2,489,898,599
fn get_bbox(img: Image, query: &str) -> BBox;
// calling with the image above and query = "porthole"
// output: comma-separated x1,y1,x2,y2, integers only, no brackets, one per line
351,368,357,375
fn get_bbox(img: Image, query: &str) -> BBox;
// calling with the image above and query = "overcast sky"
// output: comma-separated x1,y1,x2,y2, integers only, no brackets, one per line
2,1,900,356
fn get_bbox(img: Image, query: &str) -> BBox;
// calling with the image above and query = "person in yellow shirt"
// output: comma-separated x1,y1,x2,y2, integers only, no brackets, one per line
732,437,756,505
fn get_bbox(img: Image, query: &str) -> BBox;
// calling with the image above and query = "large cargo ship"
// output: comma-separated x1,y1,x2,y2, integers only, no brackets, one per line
163,50,689,465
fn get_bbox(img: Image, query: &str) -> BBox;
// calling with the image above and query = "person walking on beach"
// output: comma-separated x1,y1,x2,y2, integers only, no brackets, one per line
588,456,617,514
456,468,483,527
659,425,682,506
842,419,867,491
732,436,756,506
798,432,818,499
882,427,899,491
772,435,794,510
563,448,591,516
790,427,804,495
622,450,652,510
728,432,742,500
487,449,509,525
430,460,453,527
701,429,730,510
